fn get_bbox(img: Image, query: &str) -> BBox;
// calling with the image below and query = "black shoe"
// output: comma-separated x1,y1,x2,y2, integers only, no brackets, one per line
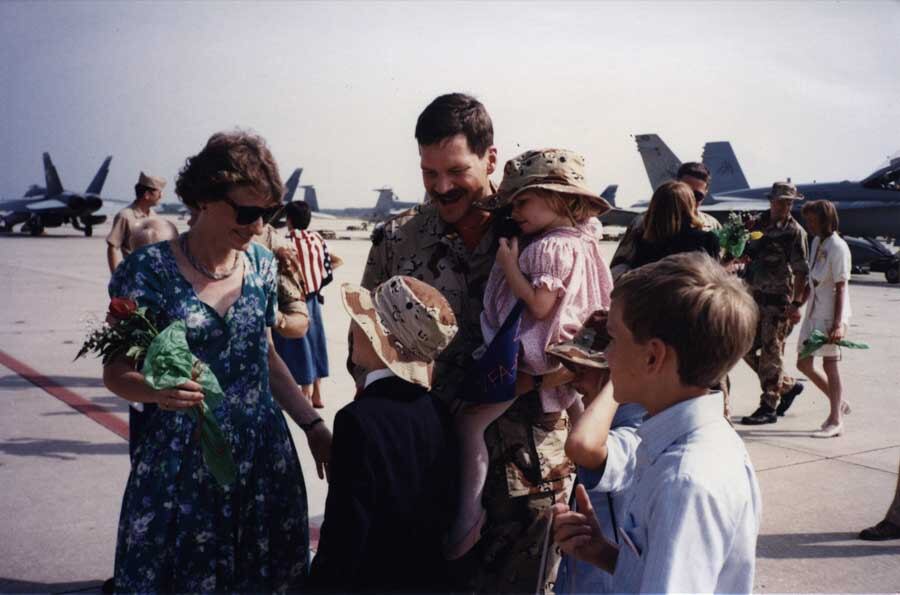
859,520,900,541
102,578,115,594
776,382,805,416
740,404,778,425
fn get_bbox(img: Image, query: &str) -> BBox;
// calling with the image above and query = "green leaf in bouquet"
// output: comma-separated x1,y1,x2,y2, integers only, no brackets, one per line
799,329,870,359
141,320,235,486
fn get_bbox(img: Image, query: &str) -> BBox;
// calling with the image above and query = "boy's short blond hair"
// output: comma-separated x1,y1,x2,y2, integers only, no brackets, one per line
131,218,179,250
611,252,758,387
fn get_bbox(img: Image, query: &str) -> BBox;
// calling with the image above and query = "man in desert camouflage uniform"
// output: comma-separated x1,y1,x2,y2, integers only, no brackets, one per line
359,93,574,593
740,182,809,425
609,161,721,279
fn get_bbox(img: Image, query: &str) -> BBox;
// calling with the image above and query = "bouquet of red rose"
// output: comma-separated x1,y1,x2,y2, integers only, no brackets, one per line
77,298,236,486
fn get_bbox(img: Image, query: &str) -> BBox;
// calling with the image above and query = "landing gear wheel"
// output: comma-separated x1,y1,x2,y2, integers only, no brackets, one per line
886,265,900,284
29,223,44,236
84,225,93,237
0,216,9,232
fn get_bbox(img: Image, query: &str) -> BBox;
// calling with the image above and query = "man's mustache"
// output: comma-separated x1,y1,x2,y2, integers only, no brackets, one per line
432,188,466,205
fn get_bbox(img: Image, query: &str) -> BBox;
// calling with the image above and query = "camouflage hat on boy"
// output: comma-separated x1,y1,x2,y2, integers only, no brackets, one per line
342,276,458,389
546,309,611,369
481,148,611,214
766,181,804,201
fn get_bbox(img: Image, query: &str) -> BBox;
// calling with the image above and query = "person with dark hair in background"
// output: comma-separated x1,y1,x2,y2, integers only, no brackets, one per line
610,162,721,280
275,200,341,408
359,93,574,593
103,130,331,592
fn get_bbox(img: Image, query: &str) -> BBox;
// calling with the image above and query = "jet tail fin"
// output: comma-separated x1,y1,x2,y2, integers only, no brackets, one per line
634,134,682,192
283,168,303,202
702,142,749,193
600,184,618,207
43,152,64,197
301,185,320,211
86,156,112,195
373,187,396,214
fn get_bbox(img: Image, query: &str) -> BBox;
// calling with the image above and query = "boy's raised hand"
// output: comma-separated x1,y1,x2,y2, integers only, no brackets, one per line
552,484,617,571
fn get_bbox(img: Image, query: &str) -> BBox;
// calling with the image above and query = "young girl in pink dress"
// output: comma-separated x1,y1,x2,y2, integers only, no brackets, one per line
446,148,614,557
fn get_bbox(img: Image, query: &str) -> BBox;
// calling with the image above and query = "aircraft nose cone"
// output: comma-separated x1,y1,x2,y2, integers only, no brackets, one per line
85,196,103,211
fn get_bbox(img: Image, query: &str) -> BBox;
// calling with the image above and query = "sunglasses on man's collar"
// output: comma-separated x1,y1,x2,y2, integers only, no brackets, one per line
222,196,283,226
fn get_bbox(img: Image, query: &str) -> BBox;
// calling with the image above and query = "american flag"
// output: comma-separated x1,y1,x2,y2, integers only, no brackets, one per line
289,230,333,297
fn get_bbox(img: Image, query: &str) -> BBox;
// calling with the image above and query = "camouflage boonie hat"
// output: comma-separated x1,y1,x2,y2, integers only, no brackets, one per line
766,181,804,201
342,276,458,389
137,171,166,191
480,148,611,214
546,309,611,369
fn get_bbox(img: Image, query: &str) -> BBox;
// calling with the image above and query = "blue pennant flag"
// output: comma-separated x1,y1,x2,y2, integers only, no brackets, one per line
462,300,525,403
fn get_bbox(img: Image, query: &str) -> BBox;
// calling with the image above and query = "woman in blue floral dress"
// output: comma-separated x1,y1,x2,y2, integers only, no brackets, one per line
103,131,332,593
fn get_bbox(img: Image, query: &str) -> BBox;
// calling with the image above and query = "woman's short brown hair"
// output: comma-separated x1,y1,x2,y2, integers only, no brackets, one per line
643,181,704,243
801,200,840,235
611,252,758,388
530,189,598,225
175,130,284,209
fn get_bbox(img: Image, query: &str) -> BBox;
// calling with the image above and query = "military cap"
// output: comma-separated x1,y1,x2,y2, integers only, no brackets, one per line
481,148,611,214
546,309,611,369
766,181,804,201
342,276,459,389
137,171,167,191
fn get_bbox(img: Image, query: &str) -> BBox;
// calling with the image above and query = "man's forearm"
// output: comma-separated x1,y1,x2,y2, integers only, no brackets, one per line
792,275,807,303
107,245,122,274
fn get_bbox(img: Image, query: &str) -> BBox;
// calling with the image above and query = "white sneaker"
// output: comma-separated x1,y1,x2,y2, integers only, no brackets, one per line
813,422,843,438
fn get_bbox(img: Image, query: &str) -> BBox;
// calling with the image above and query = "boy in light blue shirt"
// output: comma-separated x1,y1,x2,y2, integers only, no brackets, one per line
553,252,762,593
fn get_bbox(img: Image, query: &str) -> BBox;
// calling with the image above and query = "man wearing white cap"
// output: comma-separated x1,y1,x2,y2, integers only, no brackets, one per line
106,171,176,273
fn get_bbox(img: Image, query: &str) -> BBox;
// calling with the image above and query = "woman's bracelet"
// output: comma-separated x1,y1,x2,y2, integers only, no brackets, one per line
300,417,324,433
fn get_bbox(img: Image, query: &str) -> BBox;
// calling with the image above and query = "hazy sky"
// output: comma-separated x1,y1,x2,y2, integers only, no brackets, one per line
2,1,898,210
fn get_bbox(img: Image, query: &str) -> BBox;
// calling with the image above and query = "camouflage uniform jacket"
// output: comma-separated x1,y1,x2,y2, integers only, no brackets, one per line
744,211,809,299
361,202,497,404
610,210,721,278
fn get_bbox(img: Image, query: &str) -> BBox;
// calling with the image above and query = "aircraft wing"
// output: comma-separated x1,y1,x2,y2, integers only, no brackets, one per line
103,198,133,205
600,207,641,228
24,198,71,212
700,199,772,213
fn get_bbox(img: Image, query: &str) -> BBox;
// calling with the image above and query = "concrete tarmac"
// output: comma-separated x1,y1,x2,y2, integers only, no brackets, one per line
1,216,898,593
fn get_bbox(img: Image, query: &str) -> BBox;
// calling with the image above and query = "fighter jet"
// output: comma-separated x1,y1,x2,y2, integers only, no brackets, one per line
0,153,117,236
300,186,421,221
633,134,900,239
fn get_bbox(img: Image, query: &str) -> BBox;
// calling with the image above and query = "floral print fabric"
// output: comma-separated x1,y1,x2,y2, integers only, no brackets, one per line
109,241,309,592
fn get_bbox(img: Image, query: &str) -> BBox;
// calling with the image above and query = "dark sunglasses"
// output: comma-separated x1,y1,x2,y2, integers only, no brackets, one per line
693,189,707,202
222,196,283,225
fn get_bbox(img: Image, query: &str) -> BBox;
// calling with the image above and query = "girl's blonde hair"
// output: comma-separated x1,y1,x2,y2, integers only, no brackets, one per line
527,188,598,225
642,181,704,243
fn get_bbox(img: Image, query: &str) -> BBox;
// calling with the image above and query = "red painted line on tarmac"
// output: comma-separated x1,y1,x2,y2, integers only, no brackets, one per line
0,348,130,440
0,348,324,546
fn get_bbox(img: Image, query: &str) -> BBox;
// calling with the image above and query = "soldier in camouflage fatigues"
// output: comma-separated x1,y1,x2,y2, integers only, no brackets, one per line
358,93,574,593
740,182,809,425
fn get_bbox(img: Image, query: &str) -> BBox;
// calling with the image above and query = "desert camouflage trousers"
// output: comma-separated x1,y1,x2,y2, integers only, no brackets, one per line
449,392,575,594
743,305,797,409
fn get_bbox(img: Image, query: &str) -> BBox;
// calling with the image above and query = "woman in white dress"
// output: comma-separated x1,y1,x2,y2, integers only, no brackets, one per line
797,200,852,438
